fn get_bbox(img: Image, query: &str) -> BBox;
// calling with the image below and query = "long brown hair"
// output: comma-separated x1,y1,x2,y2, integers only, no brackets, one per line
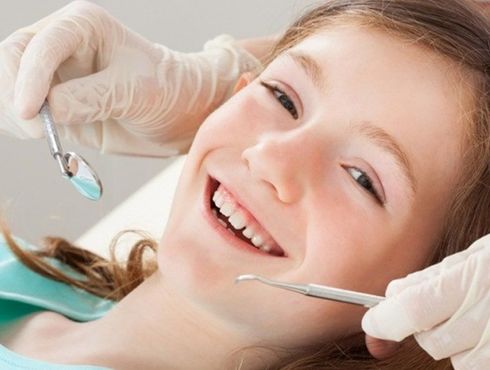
1,1,489,369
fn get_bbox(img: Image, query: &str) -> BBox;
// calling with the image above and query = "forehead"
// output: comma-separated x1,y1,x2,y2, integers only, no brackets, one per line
288,25,469,104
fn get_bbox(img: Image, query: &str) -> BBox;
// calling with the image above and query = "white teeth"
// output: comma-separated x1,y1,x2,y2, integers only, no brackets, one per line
229,212,246,230
211,189,275,254
260,244,272,252
251,235,264,247
242,227,254,238
220,202,235,217
212,191,225,208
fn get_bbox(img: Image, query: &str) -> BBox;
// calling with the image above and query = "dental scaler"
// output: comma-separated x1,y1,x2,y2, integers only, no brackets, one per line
235,274,385,308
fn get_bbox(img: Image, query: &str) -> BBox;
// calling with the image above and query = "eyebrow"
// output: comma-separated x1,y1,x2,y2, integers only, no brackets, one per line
353,121,417,197
286,51,328,92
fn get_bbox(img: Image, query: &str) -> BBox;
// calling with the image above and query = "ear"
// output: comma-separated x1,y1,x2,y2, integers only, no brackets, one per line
232,72,256,95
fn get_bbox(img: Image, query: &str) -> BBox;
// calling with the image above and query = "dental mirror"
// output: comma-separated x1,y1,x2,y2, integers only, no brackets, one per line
39,101,103,201
65,152,103,200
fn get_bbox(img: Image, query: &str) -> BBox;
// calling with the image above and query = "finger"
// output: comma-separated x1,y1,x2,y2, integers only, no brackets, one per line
48,68,115,125
414,294,490,361
362,249,489,341
386,236,489,296
0,27,35,51
0,31,34,87
14,19,87,119
0,31,45,138
365,334,401,360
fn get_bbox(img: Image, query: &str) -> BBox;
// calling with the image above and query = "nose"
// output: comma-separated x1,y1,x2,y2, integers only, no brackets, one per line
241,129,324,203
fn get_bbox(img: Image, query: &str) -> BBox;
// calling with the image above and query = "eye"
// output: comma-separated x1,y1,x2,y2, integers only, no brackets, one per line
345,167,385,205
260,81,299,119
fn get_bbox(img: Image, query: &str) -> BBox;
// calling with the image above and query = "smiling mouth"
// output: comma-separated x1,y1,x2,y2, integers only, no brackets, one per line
208,177,285,257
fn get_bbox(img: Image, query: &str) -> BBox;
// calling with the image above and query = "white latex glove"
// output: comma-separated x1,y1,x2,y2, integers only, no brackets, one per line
362,234,490,370
0,0,261,156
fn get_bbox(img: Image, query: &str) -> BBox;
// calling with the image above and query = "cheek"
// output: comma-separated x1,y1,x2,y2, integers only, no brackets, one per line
299,220,384,295
298,198,428,298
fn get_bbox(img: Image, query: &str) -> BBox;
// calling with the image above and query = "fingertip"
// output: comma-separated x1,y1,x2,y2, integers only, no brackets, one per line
14,95,40,120
362,298,413,342
14,75,48,119
361,309,380,337
385,279,406,297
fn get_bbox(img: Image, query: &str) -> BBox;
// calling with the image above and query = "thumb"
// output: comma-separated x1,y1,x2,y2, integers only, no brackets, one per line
47,68,116,125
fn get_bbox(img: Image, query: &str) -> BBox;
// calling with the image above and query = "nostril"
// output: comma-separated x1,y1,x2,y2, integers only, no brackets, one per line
241,151,251,171
262,179,279,198
241,143,301,204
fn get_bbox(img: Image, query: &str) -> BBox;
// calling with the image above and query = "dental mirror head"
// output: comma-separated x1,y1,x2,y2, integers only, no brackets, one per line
39,101,103,201
65,152,103,200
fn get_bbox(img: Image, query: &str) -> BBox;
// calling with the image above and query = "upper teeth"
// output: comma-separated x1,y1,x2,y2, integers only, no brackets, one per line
229,212,247,229
212,188,273,253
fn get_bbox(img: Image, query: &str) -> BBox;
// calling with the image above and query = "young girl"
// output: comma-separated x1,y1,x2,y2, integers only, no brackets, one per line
1,0,489,369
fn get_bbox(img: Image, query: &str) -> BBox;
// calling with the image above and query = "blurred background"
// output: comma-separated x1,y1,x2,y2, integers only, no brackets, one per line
0,0,318,245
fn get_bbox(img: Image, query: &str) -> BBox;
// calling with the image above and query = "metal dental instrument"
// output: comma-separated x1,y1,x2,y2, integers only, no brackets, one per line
39,101,103,201
235,274,384,308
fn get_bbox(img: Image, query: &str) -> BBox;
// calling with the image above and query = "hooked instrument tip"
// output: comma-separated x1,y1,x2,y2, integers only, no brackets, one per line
235,274,262,284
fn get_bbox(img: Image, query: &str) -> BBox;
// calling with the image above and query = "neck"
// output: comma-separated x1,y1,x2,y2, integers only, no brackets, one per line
54,272,257,370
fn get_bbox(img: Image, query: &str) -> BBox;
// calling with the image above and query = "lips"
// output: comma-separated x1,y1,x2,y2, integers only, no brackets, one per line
205,176,286,257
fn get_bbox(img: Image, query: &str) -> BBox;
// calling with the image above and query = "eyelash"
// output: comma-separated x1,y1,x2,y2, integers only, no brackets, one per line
260,81,299,119
260,80,384,206
344,167,384,205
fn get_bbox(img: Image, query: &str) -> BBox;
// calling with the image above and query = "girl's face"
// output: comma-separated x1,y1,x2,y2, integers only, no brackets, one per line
158,25,471,348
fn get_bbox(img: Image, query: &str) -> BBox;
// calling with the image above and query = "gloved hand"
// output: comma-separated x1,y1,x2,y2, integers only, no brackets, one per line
362,234,490,370
0,0,261,156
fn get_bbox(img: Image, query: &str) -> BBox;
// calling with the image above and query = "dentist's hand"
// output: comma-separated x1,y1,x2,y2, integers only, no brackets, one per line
362,234,490,370
0,0,261,156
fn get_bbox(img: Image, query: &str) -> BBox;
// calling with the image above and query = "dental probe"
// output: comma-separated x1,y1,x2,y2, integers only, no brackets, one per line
235,274,385,308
